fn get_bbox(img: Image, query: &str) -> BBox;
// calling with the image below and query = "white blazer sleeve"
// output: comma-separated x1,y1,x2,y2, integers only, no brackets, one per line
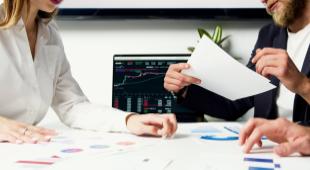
50,24,130,132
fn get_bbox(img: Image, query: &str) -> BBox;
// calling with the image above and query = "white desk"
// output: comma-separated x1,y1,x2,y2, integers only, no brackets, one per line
2,121,310,170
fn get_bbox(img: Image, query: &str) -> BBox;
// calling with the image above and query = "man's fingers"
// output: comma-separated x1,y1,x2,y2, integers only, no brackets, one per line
261,67,280,78
275,142,298,157
242,124,270,153
257,140,263,148
168,63,190,72
166,72,200,85
298,136,310,156
252,48,284,64
239,118,266,145
164,77,189,89
164,83,182,92
255,55,279,74
275,136,310,157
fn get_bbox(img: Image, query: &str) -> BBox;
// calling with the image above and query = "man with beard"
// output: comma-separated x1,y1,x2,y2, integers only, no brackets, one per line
164,0,310,123
238,0,310,157
164,0,310,156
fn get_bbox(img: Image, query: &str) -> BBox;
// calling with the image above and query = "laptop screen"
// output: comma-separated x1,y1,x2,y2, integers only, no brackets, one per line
112,54,201,122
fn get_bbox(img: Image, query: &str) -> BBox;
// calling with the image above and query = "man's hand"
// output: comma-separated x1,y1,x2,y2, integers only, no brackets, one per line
239,118,310,157
126,114,177,138
164,63,201,93
252,48,308,94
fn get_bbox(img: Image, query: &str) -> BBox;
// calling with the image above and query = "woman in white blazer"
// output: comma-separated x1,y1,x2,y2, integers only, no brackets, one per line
0,0,177,144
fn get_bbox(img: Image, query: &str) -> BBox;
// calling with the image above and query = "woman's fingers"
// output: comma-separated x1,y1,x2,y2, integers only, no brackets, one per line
29,126,57,136
157,117,171,138
0,133,19,144
22,126,56,143
0,119,57,144
138,124,161,137
162,114,178,135
142,114,173,137
126,113,178,138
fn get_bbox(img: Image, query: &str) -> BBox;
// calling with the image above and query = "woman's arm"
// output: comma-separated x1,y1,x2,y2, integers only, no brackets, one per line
51,55,177,137
50,29,177,136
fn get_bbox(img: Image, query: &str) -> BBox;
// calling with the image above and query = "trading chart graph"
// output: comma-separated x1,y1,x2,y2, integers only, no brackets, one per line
112,55,197,121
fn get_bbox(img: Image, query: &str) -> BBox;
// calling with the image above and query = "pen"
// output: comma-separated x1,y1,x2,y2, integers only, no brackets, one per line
163,160,174,170
248,48,262,69
247,61,256,70
224,126,240,135
224,126,268,140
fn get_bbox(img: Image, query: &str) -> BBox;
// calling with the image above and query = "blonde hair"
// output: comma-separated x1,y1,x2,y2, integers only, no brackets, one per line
0,0,57,29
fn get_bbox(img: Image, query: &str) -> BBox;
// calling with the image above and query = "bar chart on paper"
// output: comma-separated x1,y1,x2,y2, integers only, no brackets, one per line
4,130,157,170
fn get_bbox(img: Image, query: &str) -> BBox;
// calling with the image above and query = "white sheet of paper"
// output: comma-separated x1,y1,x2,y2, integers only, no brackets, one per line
182,36,276,100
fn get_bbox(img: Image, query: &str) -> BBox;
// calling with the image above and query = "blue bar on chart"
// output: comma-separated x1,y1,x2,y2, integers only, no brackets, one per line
244,158,274,163
200,135,239,141
274,164,281,168
248,167,274,170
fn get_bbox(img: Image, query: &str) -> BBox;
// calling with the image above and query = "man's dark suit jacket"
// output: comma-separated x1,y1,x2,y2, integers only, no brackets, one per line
179,23,310,122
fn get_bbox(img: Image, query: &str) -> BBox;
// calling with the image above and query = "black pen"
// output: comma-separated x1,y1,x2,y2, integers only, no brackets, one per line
247,61,256,69
247,48,262,69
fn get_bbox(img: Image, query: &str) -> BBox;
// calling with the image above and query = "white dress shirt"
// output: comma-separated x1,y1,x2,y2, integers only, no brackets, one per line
276,24,310,120
0,9,130,132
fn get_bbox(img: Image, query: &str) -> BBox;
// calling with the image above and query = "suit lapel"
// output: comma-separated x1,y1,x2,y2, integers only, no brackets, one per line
263,27,288,118
301,44,310,75
270,28,288,86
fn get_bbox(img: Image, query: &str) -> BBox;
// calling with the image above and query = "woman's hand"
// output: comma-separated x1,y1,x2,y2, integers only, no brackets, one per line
126,113,177,138
0,116,57,144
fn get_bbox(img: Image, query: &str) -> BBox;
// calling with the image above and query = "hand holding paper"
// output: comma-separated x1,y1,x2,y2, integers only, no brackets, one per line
182,36,276,100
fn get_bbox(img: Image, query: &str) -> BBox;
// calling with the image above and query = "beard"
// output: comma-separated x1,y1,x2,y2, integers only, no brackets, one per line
268,0,306,27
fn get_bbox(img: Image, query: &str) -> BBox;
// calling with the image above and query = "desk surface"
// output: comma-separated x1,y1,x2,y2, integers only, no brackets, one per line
2,122,310,170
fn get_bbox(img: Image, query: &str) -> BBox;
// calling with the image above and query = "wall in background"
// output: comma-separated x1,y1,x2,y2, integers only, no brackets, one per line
60,0,264,8
57,19,269,111
0,0,273,122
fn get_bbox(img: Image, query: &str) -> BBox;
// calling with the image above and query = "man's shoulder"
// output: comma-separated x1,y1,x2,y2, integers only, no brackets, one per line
254,22,287,46
259,22,285,38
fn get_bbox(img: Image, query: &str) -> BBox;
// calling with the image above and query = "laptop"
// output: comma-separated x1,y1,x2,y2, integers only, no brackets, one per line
112,54,203,122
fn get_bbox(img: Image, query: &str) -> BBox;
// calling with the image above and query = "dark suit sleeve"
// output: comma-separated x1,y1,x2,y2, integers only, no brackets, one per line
179,85,254,121
178,24,276,121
